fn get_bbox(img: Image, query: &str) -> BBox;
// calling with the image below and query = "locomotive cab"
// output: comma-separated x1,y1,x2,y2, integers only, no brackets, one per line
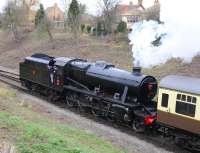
139,76,158,105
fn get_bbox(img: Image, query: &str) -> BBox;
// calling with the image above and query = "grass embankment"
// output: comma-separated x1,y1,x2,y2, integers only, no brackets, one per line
0,85,126,153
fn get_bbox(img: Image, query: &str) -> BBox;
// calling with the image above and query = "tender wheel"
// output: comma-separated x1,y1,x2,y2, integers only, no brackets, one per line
25,81,32,90
91,108,101,117
132,118,145,133
48,94,54,102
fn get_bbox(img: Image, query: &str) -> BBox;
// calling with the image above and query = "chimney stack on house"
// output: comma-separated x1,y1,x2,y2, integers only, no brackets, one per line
138,0,143,6
129,1,133,6
154,0,159,5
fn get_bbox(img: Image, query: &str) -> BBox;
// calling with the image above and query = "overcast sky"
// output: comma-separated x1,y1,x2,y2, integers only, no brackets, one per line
0,0,155,15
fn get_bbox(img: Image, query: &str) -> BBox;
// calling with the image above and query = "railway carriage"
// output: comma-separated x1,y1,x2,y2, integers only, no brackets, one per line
157,75,200,147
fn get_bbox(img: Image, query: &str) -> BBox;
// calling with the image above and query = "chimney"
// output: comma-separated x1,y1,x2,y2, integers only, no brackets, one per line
138,0,143,6
54,3,58,7
154,0,159,5
132,67,142,75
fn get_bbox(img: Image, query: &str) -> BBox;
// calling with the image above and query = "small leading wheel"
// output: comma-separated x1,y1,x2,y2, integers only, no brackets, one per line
132,118,145,133
106,112,116,122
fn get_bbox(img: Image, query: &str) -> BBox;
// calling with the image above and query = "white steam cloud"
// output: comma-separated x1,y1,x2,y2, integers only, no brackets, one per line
128,0,200,68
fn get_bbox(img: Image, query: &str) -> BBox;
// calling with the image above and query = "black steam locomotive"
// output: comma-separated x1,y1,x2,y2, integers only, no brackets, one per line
20,54,157,131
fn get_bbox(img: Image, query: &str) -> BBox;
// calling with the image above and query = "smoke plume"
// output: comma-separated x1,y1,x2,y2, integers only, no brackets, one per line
128,0,200,68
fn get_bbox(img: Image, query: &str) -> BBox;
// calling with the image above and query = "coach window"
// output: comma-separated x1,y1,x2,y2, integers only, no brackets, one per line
182,95,186,101
161,93,169,107
177,94,181,100
192,97,197,104
187,96,191,102
176,94,196,117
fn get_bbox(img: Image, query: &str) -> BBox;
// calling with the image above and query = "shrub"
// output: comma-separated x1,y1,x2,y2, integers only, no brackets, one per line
86,25,91,33
117,21,127,33
35,4,45,27
97,22,102,36
92,28,96,35
81,24,85,32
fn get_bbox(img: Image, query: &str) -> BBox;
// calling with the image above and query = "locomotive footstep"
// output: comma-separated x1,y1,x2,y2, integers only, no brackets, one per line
132,119,145,133
91,108,101,117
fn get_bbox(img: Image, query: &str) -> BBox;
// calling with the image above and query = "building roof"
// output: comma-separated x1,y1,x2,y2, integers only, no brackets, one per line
117,4,145,15
46,3,64,16
46,3,63,12
46,3,64,21
160,75,200,95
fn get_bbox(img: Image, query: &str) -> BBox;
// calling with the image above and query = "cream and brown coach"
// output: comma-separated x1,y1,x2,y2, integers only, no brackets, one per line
157,75,200,135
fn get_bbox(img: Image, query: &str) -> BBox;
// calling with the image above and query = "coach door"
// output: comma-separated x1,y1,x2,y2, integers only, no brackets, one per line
157,88,172,124
158,88,170,113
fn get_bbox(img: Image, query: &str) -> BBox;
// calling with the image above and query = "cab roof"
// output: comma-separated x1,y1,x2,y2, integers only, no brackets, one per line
160,75,200,95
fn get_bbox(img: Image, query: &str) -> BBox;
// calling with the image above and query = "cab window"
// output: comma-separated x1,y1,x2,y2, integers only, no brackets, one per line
161,93,169,108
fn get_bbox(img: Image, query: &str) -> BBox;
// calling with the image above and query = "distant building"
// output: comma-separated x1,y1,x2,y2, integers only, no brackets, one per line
144,0,160,21
116,0,145,29
116,0,160,29
46,3,64,22
28,9,36,24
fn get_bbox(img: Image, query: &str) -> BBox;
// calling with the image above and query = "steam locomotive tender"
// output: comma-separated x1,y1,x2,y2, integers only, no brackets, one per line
20,54,158,131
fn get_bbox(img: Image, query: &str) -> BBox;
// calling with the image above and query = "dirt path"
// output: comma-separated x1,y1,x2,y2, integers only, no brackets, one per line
18,92,188,153
0,142,16,153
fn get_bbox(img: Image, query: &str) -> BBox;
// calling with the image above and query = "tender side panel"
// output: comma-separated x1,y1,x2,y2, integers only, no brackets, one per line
20,59,65,92
20,60,50,87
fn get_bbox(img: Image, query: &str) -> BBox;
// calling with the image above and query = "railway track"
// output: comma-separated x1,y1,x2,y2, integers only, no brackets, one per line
0,69,22,88
0,67,196,153
0,70,20,82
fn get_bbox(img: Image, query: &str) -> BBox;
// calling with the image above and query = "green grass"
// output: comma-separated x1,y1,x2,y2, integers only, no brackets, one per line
0,87,16,97
0,86,126,153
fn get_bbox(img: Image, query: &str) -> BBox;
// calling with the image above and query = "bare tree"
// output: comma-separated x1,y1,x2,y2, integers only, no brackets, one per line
38,17,55,49
98,0,120,34
43,17,54,47
2,1,28,41
0,13,2,28
36,4,55,49
67,0,81,42
61,0,70,32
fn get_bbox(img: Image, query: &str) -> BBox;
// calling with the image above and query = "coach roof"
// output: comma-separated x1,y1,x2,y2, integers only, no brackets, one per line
160,75,200,95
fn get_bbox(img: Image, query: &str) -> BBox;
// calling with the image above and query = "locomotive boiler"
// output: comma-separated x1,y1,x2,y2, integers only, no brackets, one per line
67,59,157,105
